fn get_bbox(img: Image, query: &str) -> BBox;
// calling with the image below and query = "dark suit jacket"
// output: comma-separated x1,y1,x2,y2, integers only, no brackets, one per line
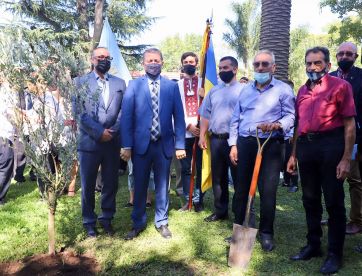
74,72,126,151
121,75,185,158
330,66,362,139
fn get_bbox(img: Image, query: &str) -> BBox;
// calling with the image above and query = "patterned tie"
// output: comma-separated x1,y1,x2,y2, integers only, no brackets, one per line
150,81,160,141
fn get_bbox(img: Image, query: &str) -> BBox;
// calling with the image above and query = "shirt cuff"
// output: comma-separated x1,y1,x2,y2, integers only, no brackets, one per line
228,136,237,147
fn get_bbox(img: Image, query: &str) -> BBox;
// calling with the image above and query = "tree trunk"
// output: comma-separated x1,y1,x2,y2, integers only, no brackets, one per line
93,0,104,49
259,0,291,82
77,0,89,41
48,190,56,255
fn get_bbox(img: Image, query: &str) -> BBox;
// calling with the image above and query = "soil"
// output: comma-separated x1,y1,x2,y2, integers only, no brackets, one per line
0,251,100,275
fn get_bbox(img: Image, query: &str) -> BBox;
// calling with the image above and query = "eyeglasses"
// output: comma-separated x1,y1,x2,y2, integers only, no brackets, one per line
94,55,113,61
253,61,271,68
336,51,355,58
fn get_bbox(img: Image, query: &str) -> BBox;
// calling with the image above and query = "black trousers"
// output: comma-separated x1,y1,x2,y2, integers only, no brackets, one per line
0,138,14,202
283,139,298,186
297,133,346,256
210,136,237,216
232,136,284,237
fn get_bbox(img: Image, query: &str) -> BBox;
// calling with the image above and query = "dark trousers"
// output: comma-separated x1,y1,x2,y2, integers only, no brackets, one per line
132,139,172,229
283,140,298,186
78,142,120,226
180,137,202,203
210,136,237,216
0,138,14,202
297,133,346,256
13,136,26,178
232,136,283,237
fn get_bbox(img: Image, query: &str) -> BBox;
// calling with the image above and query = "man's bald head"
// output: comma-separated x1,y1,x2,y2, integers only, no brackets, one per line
337,42,358,54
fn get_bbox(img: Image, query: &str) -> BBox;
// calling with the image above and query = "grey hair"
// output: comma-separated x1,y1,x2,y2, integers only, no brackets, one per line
255,50,275,64
91,47,109,57
143,48,163,61
338,42,358,53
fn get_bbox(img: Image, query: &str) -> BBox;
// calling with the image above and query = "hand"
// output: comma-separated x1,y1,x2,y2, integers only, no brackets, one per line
176,149,186,159
120,148,132,161
100,129,113,142
198,87,205,98
229,145,238,166
287,155,298,174
336,158,350,180
188,125,200,137
257,122,282,132
198,135,207,150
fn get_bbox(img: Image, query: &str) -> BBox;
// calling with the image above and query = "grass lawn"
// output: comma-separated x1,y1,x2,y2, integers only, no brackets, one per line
1,170,362,275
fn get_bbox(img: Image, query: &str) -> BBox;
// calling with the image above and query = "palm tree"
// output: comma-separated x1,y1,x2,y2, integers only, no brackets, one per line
223,0,261,76
259,0,292,82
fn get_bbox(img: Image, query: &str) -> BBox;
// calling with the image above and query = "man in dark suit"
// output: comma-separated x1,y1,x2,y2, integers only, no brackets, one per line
74,47,126,237
121,48,186,240
330,42,362,236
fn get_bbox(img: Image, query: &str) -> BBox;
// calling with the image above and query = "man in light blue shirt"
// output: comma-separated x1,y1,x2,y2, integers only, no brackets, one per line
199,56,245,222
228,50,295,251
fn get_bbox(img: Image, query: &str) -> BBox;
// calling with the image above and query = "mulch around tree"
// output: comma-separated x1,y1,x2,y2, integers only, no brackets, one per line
0,251,100,275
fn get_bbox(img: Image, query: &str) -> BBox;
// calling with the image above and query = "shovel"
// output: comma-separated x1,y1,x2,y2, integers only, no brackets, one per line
228,128,273,269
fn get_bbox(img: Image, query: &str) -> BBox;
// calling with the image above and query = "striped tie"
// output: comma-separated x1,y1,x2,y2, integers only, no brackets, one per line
150,81,160,141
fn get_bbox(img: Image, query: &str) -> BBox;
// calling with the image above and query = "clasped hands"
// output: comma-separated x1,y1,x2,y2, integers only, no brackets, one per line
120,149,186,161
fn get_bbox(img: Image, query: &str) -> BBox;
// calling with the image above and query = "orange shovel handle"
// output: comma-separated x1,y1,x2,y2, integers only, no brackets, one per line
249,153,262,197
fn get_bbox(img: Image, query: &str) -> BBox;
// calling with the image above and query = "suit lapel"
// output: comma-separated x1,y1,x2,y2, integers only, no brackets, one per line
159,76,166,113
106,75,115,110
143,76,152,109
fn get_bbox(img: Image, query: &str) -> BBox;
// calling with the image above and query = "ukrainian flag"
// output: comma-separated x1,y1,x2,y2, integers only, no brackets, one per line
199,22,217,193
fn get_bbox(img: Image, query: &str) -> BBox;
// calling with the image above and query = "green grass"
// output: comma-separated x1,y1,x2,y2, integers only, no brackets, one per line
1,170,362,275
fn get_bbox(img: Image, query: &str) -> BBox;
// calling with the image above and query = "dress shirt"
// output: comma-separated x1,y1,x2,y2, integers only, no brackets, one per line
94,71,110,106
199,80,244,134
228,77,295,146
0,83,15,140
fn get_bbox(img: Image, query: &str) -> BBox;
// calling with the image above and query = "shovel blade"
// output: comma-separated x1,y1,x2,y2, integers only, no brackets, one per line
228,223,258,269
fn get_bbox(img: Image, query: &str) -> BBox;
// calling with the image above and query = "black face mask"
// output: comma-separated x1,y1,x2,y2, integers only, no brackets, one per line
337,60,354,72
219,70,234,83
96,59,111,74
183,64,196,76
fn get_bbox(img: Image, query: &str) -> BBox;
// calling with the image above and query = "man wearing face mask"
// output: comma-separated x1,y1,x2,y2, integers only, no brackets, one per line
228,50,295,251
199,56,245,222
177,52,204,212
73,47,126,238
120,48,186,240
287,47,355,274
330,42,362,236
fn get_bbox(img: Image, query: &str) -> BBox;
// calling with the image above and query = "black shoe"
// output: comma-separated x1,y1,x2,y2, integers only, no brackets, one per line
124,227,145,240
261,238,275,252
29,171,37,182
156,225,172,239
194,202,204,212
204,213,228,222
290,245,323,261
99,221,115,236
281,181,290,187
146,202,152,208
319,253,342,274
14,175,26,183
84,225,97,238
124,202,134,208
288,186,298,193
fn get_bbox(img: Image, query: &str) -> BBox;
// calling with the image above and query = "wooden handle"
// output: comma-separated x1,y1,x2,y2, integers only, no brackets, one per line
249,153,262,197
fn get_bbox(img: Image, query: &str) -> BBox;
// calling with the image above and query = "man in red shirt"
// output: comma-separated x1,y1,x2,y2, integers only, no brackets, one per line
287,47,356,274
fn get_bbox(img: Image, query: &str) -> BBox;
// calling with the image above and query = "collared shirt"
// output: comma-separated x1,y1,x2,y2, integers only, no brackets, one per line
228,77,295,145
199,80,244,134
0,83,15,140
296,74,356,135
94,71,110,106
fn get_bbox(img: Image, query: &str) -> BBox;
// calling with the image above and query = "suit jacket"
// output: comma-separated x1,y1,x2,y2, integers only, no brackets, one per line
121,75,185,158
330,67,362,136
73,72,126,151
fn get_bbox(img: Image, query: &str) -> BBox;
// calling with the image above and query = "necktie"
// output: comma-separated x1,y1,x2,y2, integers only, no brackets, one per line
150,81,160,141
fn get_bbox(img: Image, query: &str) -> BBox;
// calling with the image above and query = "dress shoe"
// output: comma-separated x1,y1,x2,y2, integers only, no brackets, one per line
204,213,228,222
261,238,274,252
290,245,323,261
146,202,152,208
194,202,204,212
156,225,172,239
123,202,134,208
84,225,97,238
319,253,342,274
124,227,145,240
178,203,189,211
288,186,298,193
281,181,290,187
99,221,115,236
14,175,26,183
346,222,362,234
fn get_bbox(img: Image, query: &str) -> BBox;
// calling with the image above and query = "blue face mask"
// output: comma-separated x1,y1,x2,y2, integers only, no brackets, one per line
254,72,271,84
306,68,327,82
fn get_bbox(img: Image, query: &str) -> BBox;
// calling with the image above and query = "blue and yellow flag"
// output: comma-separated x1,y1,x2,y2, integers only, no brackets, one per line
199,21,217,192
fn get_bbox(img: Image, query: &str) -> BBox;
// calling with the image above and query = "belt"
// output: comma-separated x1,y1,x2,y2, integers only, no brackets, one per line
299,127,344,142
210,132,229,139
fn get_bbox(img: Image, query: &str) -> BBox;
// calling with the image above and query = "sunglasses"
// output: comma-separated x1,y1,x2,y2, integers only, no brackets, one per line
94,55,113,61
336,51,355,58
253,61,271,68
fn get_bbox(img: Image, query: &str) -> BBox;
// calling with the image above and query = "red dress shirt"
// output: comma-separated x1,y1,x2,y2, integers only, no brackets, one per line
296,74,356,135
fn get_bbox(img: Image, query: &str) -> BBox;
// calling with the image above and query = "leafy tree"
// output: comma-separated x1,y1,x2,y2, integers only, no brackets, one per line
223,0,261,76
159,34,203,72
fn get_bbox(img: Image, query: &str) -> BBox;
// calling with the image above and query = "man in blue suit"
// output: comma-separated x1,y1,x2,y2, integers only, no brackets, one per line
121,48,186,239
74,47,126,237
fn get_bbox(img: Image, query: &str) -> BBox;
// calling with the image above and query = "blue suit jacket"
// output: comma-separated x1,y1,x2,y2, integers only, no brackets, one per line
74,72,126,151
121,75,185,158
